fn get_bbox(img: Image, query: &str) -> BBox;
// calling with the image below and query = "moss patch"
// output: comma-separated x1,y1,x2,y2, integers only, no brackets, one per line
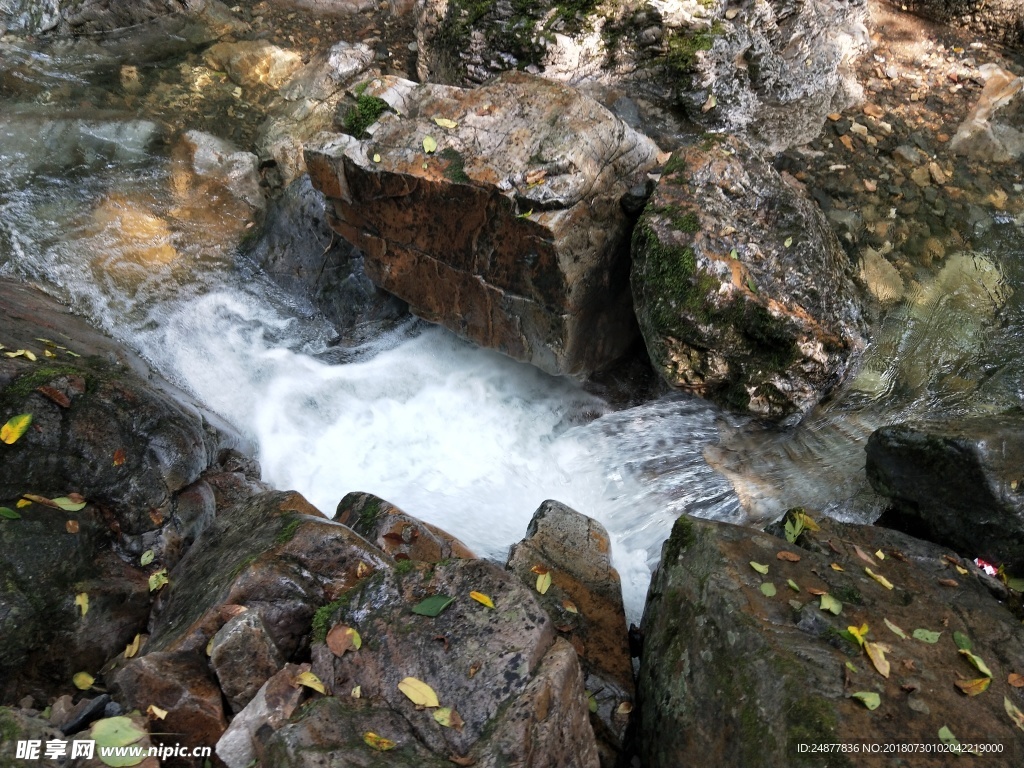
1,365,86,402
342,94,391,138
440,147,470,183
358,498,382,529
274,514,302,546
311,597,349,643
664,515,696,562
665,22,724,81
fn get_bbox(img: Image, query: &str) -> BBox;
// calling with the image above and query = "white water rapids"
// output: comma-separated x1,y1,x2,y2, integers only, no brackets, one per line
2,34,1022,622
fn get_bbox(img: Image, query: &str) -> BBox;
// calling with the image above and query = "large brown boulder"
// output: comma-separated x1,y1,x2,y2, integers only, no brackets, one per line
637,513,1024,767
631,136,866,420
305,72,660,377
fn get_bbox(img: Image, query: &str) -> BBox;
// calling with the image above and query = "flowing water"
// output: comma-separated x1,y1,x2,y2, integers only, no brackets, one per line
2,31,1022,621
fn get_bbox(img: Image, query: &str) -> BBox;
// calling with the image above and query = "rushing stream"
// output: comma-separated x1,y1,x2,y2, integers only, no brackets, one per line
2,30,1022,621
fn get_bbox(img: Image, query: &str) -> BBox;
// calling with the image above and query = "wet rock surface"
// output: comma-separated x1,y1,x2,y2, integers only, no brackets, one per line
306,71,659,377
337,490,476,561
507,500,634,768
299,557,599,768
0,279,256,702
244,174,408,339
632,136,866,420
638,513,1024,767
867,413,1024,572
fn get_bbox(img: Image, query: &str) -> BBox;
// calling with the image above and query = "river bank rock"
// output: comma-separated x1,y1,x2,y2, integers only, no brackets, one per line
0,279,258,702
336,491,476,561
507,501,633,768
631,136,866,420
415,0,868,153
637,513,1024,767
292,558,599,768
866,413,1024,572
306,72,659,377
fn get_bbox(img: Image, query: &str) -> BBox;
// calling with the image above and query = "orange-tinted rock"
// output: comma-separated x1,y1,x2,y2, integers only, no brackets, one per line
336,491,476,562
306,72,660,377
507,500,633,768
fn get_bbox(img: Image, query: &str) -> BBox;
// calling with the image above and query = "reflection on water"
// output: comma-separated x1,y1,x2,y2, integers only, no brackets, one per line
1,31,1022,619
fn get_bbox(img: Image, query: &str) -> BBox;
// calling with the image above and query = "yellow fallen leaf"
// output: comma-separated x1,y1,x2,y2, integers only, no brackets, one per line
562,599,578,614
469,591,494,609
351,685,362,698
125,634,142,659
423,136,437,154
372,153,381,163
363,732,396,751
75,592,89,618
955,677,991,696
433,117,458,129
146,704,168,720
865,641,890,678
295,671,326,694
148,569,168,592
874,550,885,560
616,701,633,715
536,571,552,595
955,565,968,575
1,413,32,444
865,567,894,590
73,672,94,690
398,676,439,707
16,499,30,508
830,563,844,571
434,706,464,729
206,636,215,656
848,623,869,647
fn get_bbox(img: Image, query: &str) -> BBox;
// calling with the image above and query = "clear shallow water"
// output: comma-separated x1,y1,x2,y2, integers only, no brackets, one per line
2,33,1022,621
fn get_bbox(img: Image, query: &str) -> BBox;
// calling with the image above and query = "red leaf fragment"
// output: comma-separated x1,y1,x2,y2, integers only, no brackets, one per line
36,385,70,408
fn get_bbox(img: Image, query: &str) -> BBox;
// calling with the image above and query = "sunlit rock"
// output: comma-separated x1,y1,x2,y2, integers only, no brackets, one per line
416,0,869,153
204,40,304,90
90,195,178,266
306,72,659,377
949,64,1024,163
258,40,375,185
631,136,866,420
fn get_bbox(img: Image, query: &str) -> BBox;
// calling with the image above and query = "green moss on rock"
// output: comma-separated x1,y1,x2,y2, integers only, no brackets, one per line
342,94,391,138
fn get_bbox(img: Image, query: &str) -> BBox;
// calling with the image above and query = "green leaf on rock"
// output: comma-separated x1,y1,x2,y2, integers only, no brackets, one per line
883,618,908,640
851,691,880,710
787,579,800,592
760,582,776,597
412,594,455,617
819,593,842,615
1006,577,1024,592
784,237,793,247
52,496,86,511
749,561,769,575
953,631,972,651
140,549,155,566
148,569,168,592
1005,696,1024,732
0,506,20,519
91,715,146,748
937,725,959,747
912,628,941,644
959,649,992,678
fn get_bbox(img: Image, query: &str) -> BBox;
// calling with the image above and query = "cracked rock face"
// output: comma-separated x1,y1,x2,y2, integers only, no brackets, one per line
415,0,869,154
631,136,866,421
306,72,660,377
